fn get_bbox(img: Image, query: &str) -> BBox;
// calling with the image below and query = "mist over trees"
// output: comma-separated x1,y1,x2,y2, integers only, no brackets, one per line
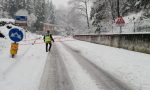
55,6,86,35
54,0,92,35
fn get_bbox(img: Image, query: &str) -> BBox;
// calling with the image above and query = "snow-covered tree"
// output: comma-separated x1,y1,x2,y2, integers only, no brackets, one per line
122,0,150,16
90,0,112,29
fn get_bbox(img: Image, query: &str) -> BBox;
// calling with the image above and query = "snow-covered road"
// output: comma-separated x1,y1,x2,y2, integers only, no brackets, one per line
39,44,74,90
1,36,150,90
39,37,150,90
39,42,132,90
62,43,131,90
60,38,150,90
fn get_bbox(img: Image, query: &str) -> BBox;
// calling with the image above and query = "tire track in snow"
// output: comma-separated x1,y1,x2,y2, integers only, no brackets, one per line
39,44,75,90
62,43,132,90
56,43,100,90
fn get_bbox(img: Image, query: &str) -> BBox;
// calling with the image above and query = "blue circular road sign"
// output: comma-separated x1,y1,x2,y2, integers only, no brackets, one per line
9,28,24,42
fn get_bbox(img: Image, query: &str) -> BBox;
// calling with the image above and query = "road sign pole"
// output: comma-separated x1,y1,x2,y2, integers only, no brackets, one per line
120,26,122,34
134,22,136,32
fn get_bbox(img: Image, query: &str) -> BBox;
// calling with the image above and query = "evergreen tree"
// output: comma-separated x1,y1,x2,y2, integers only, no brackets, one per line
90,0,111,26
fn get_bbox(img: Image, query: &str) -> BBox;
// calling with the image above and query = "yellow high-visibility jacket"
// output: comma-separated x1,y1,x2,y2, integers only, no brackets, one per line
43,34,54,43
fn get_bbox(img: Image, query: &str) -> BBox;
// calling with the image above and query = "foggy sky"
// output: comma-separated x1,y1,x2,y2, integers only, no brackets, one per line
52,0,69,8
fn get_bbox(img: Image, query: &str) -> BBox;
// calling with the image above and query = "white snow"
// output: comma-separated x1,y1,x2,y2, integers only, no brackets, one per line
0,43,47,90
15,9,29,16
0,25,48,90
1,33,150,90
56,42,100,90
62,37,150,90
0,33,100,90
135,1,141,6
0,18,15,23
1,19,150,90
123,11,143,23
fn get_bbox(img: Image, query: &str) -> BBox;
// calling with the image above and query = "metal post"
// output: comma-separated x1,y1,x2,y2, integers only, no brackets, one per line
117,0,120,17
120,26,122,33
117,0,122,34
134,22,135,32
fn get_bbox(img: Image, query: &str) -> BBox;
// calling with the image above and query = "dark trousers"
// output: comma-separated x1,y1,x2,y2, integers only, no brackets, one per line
46,43,52,52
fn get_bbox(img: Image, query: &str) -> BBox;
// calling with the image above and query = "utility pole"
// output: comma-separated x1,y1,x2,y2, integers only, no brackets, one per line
117,0,121,48
117,0,122,34
117,0,120,17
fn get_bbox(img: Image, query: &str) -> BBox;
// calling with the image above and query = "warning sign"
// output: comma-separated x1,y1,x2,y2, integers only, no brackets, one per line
10,43,19,56
116,16,125,26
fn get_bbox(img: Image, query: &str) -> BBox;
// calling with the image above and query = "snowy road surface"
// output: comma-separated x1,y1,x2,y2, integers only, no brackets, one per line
39,42,131,90
62,43,131,90
1,36,150,90
39,45,74,90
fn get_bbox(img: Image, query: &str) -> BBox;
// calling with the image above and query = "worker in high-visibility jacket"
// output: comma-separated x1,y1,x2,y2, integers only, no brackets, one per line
43,31,54,52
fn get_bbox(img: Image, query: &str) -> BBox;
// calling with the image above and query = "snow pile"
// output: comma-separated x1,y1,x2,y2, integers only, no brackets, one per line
0,18,15,23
